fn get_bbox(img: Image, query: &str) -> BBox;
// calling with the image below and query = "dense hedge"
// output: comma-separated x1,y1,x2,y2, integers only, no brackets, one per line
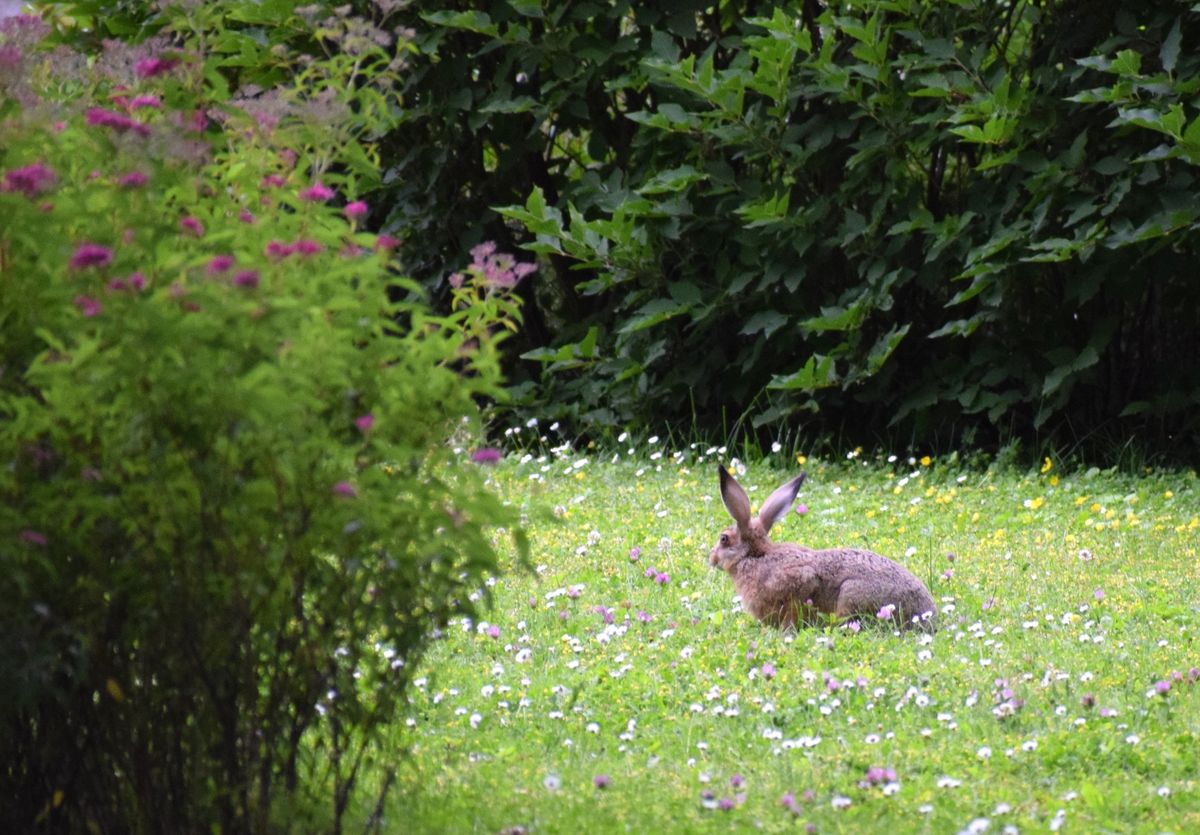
54,1,1200,457
380,1,1200,459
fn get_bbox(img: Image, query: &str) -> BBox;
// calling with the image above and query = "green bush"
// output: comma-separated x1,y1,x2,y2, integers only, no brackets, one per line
59,3,1200,459
1,11,526,832
381,1,1200,459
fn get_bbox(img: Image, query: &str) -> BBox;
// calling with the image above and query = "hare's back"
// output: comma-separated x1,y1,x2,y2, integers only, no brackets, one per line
807,546,925,585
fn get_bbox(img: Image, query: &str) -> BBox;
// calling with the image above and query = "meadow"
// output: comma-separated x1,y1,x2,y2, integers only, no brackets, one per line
390,438,1199,834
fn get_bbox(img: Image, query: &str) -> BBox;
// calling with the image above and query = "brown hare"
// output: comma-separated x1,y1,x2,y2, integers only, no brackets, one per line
710,465,937,631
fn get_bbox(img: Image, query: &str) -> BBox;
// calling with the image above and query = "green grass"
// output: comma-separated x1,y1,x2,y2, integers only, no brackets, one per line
387,443,1200,834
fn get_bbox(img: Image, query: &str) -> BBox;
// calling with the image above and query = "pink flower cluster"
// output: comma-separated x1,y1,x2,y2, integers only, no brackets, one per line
299,182,335,202
71,266,150,318
0,44,21,69
992,677,1025,719
118,171,149,188
69,243,114,270
861,766,898,787
74,296,103,317
86,107,151,137
179,216,205,237
471,241,536,287
207,255,235,275
0,29,432,358
470,448,502,465
1153,668,1200,696
0,14,50,45
2,161,57,197
265,239,323,259
642,566,670,585
448,240,536,290
134,56,179,79
20,529,49,547
108,272,147,292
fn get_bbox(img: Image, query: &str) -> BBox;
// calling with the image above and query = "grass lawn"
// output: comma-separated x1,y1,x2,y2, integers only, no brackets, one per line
388,441,1199,834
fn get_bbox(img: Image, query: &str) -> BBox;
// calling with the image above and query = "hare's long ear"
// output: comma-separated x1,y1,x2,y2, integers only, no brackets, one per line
758,472,807,534
718,465,752,534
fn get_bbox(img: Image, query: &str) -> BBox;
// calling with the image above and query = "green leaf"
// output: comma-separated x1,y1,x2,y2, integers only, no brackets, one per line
1111,49,1142,76
740,310,789,340
638,165,705,196
578,325,599,358
949,124,986,144
34,327,67,354
479,96,539,114
1065,200,1098,227
1042,345,1100,396
768,354,838,390
909,73,952,98
1076,55,1111,72
928,317,985,339
650,29,680,63
667,281,703,307
865,324,910,374
1066,87,1115,104
1161,18,1182,73
521,326,601,370
976,148,1019,171
736,192,790,228
509,0,544,18
1092,156,1127,176
496,188,564,241
1183,115,1200,147
946,275,993,306
658,103,695,125
421,10,498,36
802,305,862,333
618,299,687,333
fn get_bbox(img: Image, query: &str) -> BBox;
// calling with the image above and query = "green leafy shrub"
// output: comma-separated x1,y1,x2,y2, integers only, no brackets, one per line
1,11,525,832
55,1,1200,459
385,2,1200,459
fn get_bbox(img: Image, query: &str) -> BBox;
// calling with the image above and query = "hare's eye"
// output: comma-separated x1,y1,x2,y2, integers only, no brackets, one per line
719,533,730,546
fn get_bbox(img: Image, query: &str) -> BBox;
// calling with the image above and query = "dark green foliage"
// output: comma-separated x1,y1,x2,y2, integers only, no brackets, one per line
383,1,1200,459
1,12,523,832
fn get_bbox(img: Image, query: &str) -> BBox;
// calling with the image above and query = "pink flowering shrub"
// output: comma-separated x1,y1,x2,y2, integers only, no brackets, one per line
448,240,538,292
0,10,525,834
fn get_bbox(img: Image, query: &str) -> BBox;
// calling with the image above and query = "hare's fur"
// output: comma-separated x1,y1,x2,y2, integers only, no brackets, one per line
710,466,936,631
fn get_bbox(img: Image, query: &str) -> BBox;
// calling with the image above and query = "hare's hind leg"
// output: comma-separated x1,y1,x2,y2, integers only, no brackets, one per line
833,582,877,623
